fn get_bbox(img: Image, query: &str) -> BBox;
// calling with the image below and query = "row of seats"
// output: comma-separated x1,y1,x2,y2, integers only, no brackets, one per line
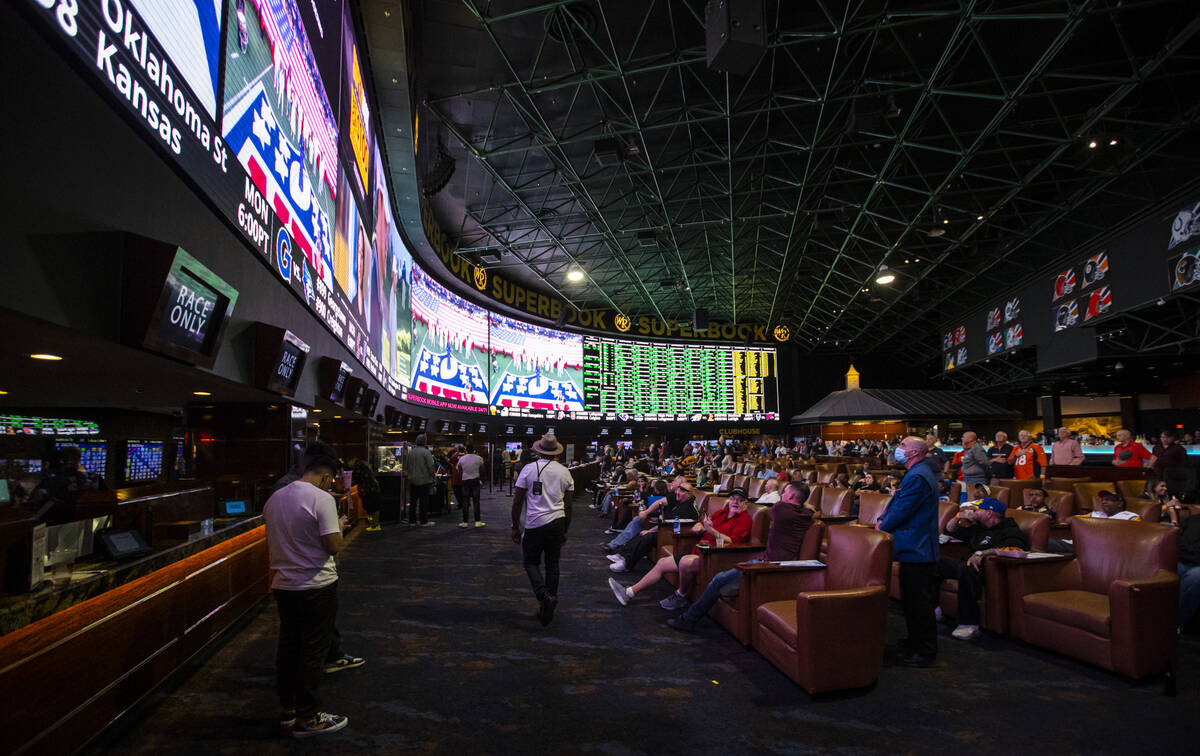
645,487,1180,692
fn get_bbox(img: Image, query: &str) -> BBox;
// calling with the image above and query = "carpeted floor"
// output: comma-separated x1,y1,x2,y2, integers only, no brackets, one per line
94,487,1195,755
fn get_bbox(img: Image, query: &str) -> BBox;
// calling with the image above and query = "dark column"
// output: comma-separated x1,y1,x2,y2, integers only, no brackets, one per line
1119,395,1138,434
1040,395,1061,441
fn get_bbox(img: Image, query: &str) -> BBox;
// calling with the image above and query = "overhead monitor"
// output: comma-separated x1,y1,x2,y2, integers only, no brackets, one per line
55,440,107,477
125,441,164,483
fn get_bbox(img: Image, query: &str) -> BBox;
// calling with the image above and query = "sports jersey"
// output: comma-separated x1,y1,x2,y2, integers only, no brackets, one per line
1006,442,1047,479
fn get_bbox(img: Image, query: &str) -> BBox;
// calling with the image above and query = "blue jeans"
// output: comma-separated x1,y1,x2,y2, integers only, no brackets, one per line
681,566,745,622
608,515,646,549
1179,562,1200,628
600,490,616,515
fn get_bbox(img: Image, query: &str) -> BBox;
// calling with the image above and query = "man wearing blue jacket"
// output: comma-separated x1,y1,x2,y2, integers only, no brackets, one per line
877,436,940,668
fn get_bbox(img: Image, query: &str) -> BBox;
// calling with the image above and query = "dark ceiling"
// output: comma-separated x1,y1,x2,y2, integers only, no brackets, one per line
409,0,1200,369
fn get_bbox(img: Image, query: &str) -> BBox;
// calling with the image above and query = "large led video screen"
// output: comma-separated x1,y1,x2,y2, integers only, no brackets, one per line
20,0,782,423
409,267,489,405
580,337,779,421
488,312,584,415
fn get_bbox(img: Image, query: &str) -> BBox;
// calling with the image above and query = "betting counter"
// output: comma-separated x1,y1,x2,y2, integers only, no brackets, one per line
0,484,268,755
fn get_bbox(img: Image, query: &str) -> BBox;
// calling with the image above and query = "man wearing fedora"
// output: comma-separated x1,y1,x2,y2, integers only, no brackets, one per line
512,434,575,625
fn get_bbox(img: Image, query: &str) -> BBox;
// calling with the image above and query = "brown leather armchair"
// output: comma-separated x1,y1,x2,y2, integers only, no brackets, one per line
938,509,1051,634
993,477,1042,499
751,526,893,694
815,463,846,485
706,519,827,645
1044,475,1088,492
656,495,731,563
819,487,854,519
1074,481,1160,522
1022,488,1077,524
1006,518,1180,679
856,492,891,526
804,485,824,513
746,478,767,500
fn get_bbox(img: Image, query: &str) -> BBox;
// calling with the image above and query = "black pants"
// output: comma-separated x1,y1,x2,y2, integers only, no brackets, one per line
938,556,984,626
408,482,431,524
274,582,338,716
460,479,482,522
619,530,659,571
522,517,566,600
898,562,939,659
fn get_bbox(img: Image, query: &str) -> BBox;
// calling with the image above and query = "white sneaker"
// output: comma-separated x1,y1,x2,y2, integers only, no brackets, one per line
421,522,436,527
605,554,622,563
475,521,486,528
292,711,348,738
458,522,469,528
608,557,627,573
934,606,944,622
608,577,630,606
951,624,980,641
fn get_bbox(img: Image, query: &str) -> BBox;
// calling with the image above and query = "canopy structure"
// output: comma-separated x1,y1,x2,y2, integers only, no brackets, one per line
791,387,1016,425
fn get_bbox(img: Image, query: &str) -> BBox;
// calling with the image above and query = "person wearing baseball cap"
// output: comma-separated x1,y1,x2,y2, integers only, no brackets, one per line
942,496,1030,641
609,487,751,610
512,434,575,626
1087,489,1141,521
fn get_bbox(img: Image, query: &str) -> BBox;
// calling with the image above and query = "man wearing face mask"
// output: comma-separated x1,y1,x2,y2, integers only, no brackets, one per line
877,437,940,667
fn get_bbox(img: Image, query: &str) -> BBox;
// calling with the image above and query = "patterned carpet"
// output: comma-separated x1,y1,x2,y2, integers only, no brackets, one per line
94,487,1195,755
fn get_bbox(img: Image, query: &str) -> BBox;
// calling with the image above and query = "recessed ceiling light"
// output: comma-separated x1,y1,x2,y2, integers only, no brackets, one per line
977,214,984,221
943,218,950,225
927,228,945,238
313,409,323,413
875,266,896,285
1109,138,1118,146
193,391,211,396
30,353,62,361
0,390,7,396
1088,140,1098,149
334,415,342,419
566,268,585,282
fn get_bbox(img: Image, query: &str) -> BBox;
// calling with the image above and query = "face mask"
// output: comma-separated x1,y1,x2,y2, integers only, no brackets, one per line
894,447,908,463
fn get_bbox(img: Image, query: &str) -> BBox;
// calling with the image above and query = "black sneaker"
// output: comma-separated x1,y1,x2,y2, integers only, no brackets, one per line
280,710,297,728
894,651,936,668
539,594,558,626
666,616,698,633
292,711,348,738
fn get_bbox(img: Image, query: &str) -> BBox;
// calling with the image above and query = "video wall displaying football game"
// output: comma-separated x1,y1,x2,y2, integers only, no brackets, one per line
22,0,776,421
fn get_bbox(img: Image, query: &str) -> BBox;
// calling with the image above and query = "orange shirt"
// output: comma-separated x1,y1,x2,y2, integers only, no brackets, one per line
1007,443,1047,479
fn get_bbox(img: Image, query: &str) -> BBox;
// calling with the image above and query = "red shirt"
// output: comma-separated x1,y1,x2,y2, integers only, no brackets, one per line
694,507,752,554
1113,441,1152,468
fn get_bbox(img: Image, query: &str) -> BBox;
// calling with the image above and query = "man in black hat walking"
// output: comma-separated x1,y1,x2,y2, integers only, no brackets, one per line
512,434,574,625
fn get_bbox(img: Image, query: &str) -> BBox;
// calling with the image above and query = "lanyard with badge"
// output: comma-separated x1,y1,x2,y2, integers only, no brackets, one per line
531,460,549,497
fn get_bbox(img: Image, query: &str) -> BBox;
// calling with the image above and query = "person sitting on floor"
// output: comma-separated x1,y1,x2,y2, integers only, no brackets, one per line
609,488,752,609
667,481,816,632
941,497,1030,641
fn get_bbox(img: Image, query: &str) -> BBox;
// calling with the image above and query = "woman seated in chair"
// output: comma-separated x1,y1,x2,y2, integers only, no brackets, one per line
853,471,881,493
609,488,753,611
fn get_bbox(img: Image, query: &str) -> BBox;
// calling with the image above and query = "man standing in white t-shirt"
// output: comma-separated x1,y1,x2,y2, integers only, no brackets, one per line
263,454,349,738
512,434,575,626
456,444,486,528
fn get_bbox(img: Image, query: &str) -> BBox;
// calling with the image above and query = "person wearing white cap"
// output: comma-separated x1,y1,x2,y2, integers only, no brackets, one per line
512,434,575,626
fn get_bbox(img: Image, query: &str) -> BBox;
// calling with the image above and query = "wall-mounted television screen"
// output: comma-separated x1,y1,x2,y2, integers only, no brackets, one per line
598,428,610,437
475,423,488,434
617,440,633,449
456,422,470,433
401,414,416,431
141,248,239,369
416,418,429,431
622,427,634,437
55,440,107,477
263,329,310,396
437,419,452,433
523,426,535,436
504,424,516,435
505,442,523,453
125,441,164,482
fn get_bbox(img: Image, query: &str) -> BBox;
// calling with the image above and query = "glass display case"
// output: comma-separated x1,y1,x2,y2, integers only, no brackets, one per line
376,444,408,473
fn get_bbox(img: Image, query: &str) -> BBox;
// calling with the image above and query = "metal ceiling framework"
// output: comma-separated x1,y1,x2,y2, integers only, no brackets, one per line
411,0,1200,368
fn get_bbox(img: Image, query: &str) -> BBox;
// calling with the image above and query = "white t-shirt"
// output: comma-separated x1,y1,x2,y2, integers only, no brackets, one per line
515,458,574,530
757,490,781,504
263,480,340,590
1088,510,1140,521
457,453,484,481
